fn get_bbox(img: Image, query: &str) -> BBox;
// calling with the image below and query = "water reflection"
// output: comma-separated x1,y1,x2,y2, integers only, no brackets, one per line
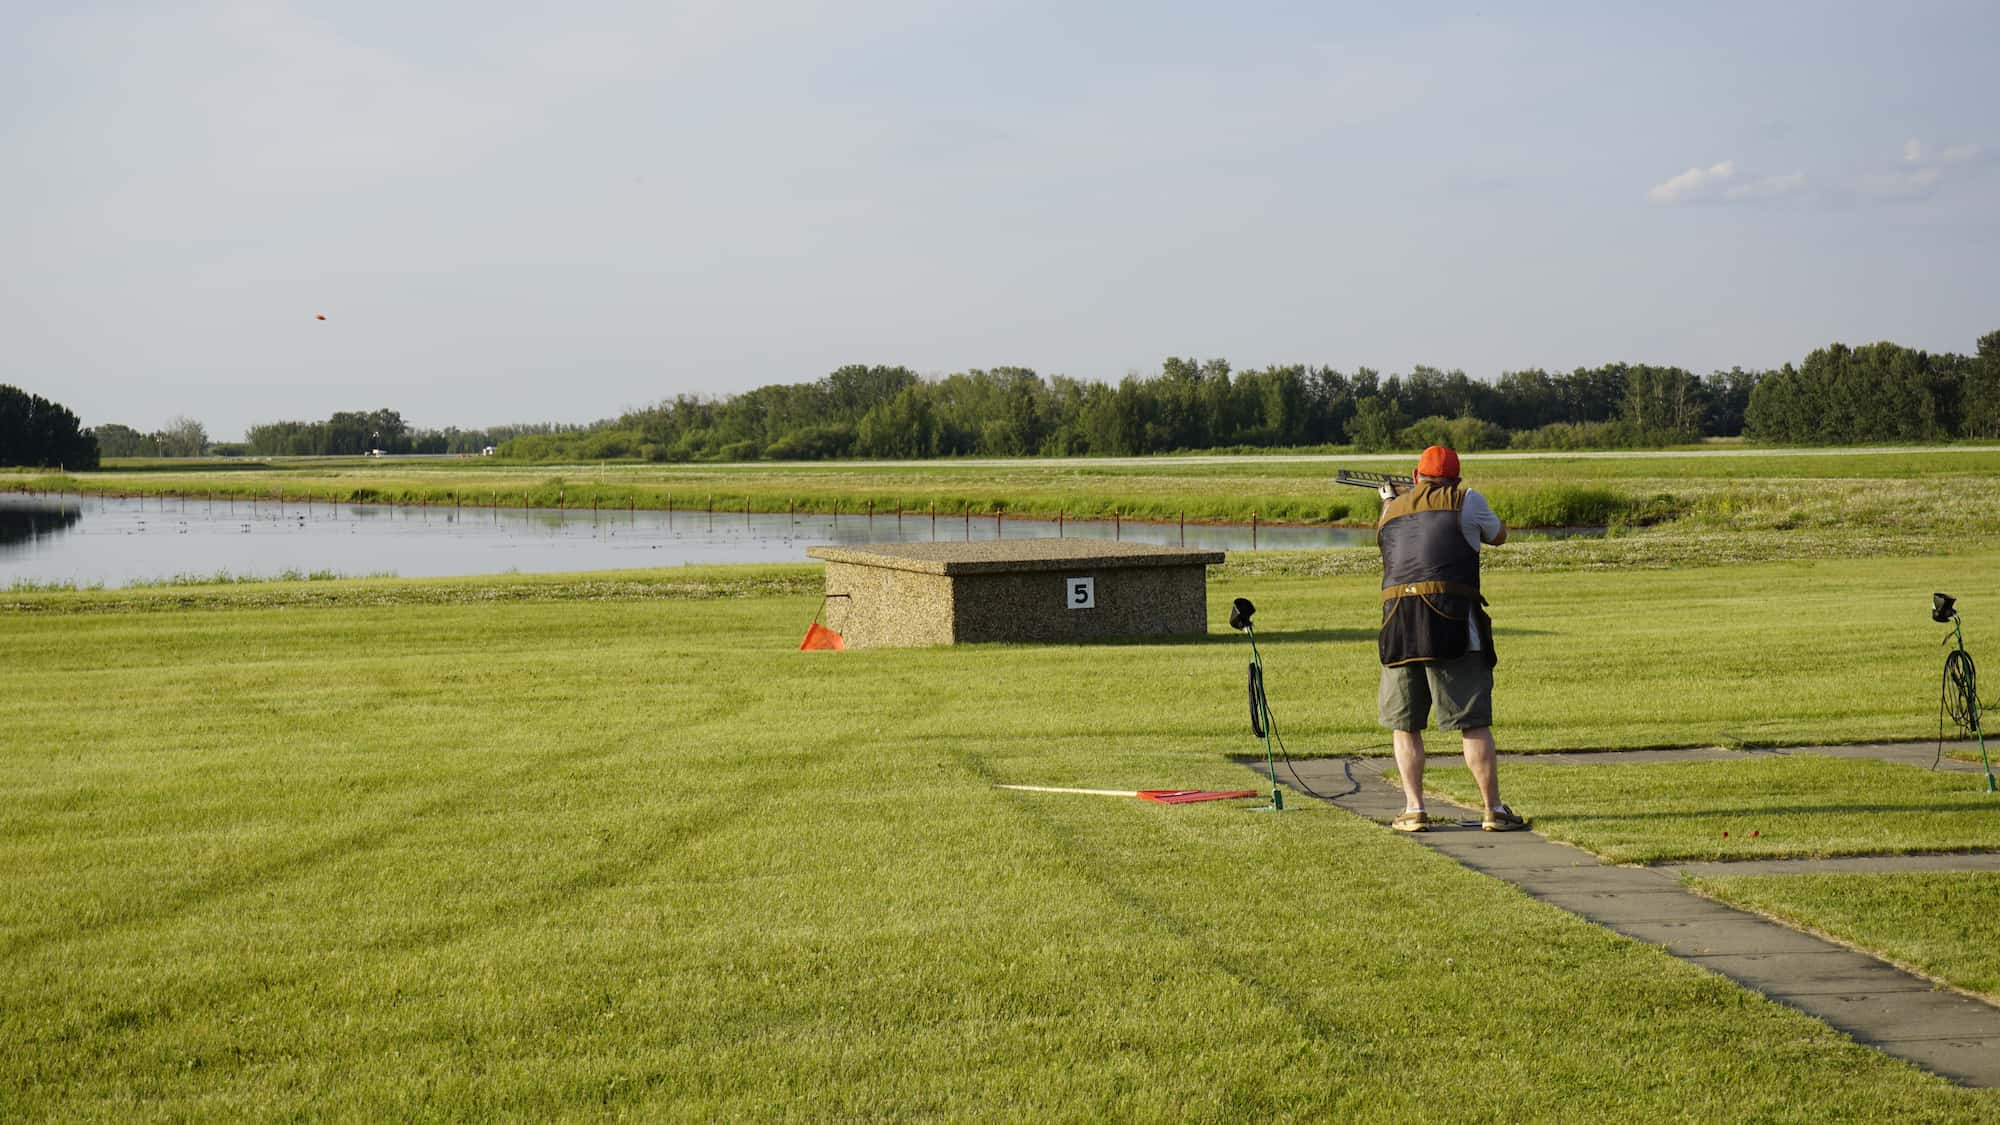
0,501,81,549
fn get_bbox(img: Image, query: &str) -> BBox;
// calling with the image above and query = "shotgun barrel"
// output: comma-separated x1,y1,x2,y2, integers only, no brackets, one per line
1334,469,1408,495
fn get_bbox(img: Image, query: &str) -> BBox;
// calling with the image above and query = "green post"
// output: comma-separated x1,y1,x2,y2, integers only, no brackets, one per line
1950,616,1996,793
1247,629,1284,812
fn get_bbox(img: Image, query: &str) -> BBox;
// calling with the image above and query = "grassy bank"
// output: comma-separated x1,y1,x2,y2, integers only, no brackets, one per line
9,558,2000,1116
10,447,2000,537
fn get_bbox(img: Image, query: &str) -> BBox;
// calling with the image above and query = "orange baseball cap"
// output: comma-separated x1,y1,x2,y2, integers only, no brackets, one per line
1417,445,1460,478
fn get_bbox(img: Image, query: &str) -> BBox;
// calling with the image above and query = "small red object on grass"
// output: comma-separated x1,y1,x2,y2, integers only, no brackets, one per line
799,622,845,651
1722,831,1729,838
1137,789,1258,804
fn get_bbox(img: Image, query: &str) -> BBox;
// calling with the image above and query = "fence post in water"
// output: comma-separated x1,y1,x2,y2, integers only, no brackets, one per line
995,509,1002,539
964,505,970,541
1180,510,1185,546
1115,509,1121,541
1252,513,1258,550
930,500,936,540
1058,509,1064,538
867,499,873,525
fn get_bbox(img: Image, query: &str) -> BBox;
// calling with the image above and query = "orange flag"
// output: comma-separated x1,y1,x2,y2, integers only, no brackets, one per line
799,622,845,651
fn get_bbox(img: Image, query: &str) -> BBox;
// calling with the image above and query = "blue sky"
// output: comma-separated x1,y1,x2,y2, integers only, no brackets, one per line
6,1,1995,439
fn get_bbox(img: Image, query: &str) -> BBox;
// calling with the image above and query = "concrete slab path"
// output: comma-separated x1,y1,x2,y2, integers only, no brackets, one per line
1251,747,2000,1087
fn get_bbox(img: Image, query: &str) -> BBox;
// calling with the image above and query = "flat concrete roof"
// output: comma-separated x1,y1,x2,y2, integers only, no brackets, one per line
805,537,1226,575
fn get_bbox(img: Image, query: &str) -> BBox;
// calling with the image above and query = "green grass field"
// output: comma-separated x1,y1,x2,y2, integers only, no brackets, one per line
1689,873,2000,1000
7,554,2000,1116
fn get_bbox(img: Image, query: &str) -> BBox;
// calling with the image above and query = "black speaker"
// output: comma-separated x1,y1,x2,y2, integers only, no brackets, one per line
1229,597,1256,631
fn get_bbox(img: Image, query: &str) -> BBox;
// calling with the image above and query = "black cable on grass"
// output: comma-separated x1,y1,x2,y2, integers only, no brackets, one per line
1936,646,1980,770
1249,661,1364,800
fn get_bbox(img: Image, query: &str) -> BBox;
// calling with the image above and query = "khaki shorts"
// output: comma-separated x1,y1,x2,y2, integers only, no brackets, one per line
1378,654,1493,732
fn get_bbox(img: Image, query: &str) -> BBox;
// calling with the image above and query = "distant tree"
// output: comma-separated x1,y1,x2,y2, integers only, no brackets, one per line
1619,365,1705,442
1745,340,1956,443
1399,414,1508,452
0,385,100,469
1699,368,1760,437
152,415,209,457
91,423,159,458
1744,364,1806,442
1346,395,1408,452
856,387,938,458
1964,331,2000,439
763,424,855,460
1491,369,1559,431
1553,366,1626,424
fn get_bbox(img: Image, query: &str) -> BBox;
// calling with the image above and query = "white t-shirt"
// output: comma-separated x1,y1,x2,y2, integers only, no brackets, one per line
1459,489,1503,650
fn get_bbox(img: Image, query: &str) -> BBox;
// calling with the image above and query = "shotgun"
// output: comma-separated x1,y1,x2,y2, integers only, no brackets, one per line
1334,469,1409,497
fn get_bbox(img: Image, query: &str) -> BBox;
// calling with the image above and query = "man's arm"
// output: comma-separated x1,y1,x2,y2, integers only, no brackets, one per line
1465,489,1505,546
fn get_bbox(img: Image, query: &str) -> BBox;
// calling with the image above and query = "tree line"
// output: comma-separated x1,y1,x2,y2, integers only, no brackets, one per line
92,417,211,458
240,413,566,457
0,385,100,470
496,329,1994,461
1745,333,2000,442
6,329,1993,470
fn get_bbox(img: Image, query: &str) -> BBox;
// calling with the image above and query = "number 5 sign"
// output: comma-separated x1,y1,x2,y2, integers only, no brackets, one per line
1066,576,1095,609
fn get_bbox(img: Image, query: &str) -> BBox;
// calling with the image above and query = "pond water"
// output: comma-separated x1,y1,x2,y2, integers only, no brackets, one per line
1,492,1393,589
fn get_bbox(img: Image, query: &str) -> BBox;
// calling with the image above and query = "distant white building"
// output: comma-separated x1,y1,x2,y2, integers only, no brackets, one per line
481,445,497,456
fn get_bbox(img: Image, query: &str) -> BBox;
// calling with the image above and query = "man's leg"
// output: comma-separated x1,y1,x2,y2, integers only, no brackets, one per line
1460,726,1501,811
1380,665,1432,830
1393,729,1426,811
1431,655,1522,829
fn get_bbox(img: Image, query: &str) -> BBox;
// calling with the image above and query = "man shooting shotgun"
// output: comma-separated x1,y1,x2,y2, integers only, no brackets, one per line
1364,447,1525,832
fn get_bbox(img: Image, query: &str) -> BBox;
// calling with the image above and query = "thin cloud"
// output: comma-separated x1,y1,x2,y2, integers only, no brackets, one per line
1646,160,1734,204
1722,171,1807,201
1645,160,1806,205
1860,138,1985,199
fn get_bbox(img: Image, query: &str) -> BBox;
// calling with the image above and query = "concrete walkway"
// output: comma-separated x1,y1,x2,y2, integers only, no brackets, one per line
1253,745,2000,1087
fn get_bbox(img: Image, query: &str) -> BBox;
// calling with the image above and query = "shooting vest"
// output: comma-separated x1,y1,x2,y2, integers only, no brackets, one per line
1376,481,1495,668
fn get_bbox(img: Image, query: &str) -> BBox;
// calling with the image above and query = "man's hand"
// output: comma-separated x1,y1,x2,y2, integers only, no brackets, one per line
1378,483,1397,502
